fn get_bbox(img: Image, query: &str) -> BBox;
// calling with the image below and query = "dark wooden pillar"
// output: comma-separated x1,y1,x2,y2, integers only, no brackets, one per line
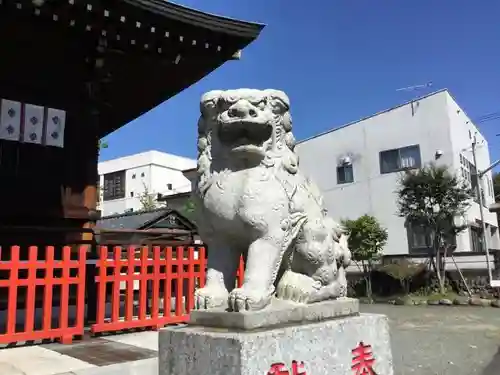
82,41,108,324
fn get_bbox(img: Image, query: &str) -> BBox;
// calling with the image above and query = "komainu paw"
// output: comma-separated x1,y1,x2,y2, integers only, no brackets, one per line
194,286,228,310
228,287,273,312
276,270,322,303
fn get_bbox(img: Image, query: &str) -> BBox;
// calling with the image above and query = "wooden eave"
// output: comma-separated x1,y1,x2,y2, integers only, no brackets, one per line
0,0,265,137
121,0,264,38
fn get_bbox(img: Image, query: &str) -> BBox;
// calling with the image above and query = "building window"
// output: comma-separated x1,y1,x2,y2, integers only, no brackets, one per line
408,222,433,251
130,191,134,197
408,220,456,253
141,172,145,178
470,226,483,252
379,145,421,174
103,170,126,201
461,154,482,202
167,183,173,190
337,165,354,184
132,174,136,179
491,227,500,249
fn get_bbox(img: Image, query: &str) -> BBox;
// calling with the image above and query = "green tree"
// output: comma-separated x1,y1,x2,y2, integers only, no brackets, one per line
138,183,159,211
96,140,108,208
98,139,108,151
396,164,473,294
181,198,196,220
183,199,196,213
378,259,426,295
342,215,388,300
493,172,500,201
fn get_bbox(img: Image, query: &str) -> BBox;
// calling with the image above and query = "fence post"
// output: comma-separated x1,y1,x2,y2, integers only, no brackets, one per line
86,245,98,324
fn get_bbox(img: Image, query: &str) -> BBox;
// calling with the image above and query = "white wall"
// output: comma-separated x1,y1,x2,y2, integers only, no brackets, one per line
99,164,152,215
98,151,195,216
445,94,499,251
150,164,192,196
296,89,499,256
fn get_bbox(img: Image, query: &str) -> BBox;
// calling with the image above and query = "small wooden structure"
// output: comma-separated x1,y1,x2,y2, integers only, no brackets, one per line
95,207,199,246
0,0,263,246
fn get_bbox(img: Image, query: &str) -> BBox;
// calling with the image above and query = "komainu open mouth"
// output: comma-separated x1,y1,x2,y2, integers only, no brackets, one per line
218,120,273,153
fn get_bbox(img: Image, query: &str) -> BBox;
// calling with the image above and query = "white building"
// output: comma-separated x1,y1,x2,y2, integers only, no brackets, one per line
296,89,500,258
98,150,196,216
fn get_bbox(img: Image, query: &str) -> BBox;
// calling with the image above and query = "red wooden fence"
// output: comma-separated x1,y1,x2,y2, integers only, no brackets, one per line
0,245,87,344
237,255,244,287
91,245,206,334
0,244,244,344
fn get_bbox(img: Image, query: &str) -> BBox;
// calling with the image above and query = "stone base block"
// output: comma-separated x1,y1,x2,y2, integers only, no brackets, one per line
159,313,394,375
189,298,359,330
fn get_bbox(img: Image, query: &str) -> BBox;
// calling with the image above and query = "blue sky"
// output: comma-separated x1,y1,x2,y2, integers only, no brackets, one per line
99,0,500,166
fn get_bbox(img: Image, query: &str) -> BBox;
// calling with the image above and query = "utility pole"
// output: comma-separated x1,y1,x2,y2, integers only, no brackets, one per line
471,134,500,287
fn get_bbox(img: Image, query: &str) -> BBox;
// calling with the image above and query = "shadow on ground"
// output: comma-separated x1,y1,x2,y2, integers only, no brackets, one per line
481,345,500,375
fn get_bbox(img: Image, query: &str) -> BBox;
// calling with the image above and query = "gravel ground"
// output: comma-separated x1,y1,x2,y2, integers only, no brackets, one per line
360,304,500,375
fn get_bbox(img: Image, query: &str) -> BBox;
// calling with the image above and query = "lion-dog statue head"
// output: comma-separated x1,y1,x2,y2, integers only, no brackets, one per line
195,89,299,196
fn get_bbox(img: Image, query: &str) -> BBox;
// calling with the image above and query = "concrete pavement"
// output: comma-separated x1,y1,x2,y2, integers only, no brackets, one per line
1,304,500,375
0,331,161,375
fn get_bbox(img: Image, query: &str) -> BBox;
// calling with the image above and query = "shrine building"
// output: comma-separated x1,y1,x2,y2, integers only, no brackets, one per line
0,0,264,247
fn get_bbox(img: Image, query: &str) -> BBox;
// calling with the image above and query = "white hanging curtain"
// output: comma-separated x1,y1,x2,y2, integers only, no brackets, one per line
399,147,418,168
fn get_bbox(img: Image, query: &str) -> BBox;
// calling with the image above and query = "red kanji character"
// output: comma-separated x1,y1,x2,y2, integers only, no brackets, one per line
351,341,376,375
291,360,307,375
268,362,289,375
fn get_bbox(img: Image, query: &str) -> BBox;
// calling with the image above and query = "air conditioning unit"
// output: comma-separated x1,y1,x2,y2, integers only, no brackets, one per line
339,156,352,166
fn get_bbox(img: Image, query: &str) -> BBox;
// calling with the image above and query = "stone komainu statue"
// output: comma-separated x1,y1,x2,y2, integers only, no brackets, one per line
192,89,351,312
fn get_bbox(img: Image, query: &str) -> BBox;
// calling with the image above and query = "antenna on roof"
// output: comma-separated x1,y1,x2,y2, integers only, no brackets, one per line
395,81,433,116
395,82,433,92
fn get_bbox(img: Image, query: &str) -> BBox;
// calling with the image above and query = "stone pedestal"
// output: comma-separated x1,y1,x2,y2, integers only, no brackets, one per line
158,298,394,375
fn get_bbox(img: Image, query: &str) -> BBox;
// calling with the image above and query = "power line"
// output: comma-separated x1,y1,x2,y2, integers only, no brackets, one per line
477,115,500,124
476,111,500,120
475,111,500,124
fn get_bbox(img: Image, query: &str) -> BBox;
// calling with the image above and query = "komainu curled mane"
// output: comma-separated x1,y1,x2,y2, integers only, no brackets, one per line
193,89,351,312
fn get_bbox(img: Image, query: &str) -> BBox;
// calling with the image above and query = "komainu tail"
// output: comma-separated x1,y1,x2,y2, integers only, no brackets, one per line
326,217,352,269
337,233,352,269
